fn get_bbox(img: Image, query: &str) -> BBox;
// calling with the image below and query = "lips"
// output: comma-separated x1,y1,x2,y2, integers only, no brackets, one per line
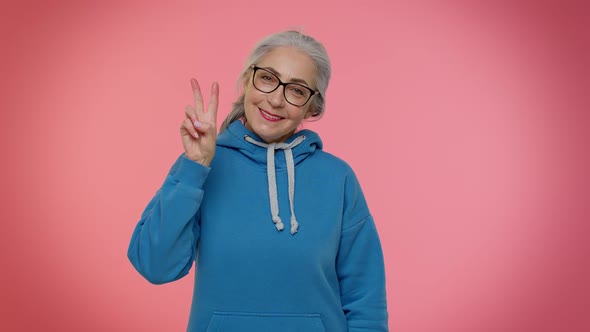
258,108,284,122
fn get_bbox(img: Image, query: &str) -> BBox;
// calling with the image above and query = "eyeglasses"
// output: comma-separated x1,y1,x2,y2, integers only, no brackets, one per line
251,65,318,107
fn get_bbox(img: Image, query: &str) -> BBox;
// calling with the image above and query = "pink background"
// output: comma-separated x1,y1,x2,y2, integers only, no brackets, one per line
2,1,589,331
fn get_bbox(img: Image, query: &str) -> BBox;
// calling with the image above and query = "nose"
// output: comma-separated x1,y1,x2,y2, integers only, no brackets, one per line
268,85,286,107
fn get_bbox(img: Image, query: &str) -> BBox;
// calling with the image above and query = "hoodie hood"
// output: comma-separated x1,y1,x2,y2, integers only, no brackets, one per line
217,120,323,234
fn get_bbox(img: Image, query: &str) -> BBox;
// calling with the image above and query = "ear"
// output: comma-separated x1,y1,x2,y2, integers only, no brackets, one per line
304,106,320,119
240,72,250,90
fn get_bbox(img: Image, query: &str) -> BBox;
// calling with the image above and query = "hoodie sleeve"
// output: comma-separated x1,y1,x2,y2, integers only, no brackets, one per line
337,171,389,331
127,154,210,285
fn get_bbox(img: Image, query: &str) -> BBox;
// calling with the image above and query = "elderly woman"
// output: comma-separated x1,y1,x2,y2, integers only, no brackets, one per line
128,30,389,332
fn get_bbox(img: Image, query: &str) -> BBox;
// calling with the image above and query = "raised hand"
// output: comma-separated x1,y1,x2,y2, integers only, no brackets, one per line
180,78,219,166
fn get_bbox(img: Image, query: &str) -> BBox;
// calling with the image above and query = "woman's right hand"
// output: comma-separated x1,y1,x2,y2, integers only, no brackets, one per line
181,78,219,167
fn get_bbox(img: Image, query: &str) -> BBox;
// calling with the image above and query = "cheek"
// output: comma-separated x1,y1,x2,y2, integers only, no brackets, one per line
244,89,264,106
285,108,306,121
296,105,312,119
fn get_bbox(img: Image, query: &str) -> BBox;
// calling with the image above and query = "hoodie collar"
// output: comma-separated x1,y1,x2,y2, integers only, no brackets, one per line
216,120,323,169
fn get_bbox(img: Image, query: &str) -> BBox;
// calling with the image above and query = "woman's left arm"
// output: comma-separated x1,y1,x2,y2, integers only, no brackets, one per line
337,171,389,331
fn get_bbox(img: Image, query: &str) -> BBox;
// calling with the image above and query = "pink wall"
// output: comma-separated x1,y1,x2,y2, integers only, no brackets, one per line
2,1,589,331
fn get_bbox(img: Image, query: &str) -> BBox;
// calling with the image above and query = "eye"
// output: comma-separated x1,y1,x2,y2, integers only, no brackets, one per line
260,74,273,81
288,86,305,96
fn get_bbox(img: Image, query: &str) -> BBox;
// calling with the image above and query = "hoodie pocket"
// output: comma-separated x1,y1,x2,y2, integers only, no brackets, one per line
205,311,326,332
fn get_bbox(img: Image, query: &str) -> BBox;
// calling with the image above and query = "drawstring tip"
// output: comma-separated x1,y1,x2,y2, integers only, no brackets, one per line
290,217,299,235
273,216,284,231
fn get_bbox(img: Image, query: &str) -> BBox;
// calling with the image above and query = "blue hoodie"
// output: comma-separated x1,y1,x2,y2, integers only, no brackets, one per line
128,121,388,331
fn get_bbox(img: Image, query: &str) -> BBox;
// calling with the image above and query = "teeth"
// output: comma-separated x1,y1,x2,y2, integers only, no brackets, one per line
261,109,281,120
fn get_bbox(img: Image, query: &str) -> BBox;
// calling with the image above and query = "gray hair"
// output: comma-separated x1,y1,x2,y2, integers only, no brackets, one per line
219,30,331,132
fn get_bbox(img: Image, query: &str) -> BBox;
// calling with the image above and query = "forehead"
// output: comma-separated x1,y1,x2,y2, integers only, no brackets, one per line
257,47,316,85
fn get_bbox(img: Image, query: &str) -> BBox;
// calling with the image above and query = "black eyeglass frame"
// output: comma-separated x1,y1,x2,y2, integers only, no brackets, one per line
250,65,319,107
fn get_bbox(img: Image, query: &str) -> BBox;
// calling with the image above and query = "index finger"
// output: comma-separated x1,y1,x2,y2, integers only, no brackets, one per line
190,78,204,116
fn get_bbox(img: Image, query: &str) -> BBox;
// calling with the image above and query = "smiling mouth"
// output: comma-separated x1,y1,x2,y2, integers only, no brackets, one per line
259,108,284,121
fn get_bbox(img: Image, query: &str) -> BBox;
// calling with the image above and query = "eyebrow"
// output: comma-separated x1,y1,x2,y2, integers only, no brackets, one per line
262,66,312,87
